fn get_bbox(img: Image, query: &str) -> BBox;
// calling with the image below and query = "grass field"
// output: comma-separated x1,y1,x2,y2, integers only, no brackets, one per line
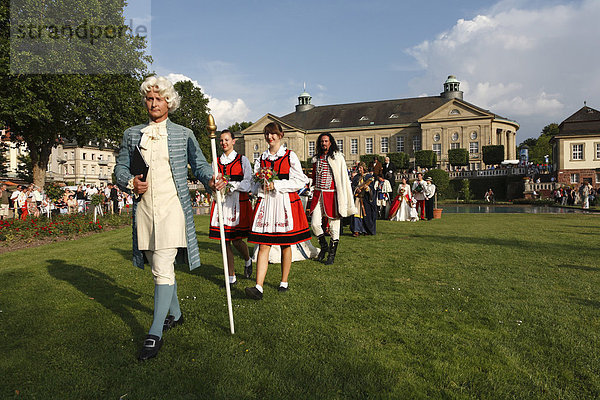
1,213,599,399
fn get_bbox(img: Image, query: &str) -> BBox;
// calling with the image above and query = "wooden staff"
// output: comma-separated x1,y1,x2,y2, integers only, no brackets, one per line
207,114,235,334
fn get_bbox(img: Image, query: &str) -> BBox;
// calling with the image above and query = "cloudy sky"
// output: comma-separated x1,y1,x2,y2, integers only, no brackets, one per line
129,0,599,143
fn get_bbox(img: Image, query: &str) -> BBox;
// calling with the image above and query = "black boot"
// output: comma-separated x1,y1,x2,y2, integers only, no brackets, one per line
324,240,338,265
316,235,328,262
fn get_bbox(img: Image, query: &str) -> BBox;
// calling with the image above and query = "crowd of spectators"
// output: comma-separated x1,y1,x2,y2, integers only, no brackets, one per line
552,183,596,209
0,182,134,220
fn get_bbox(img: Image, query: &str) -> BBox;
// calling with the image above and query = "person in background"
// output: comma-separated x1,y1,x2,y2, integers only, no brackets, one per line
424,176,436,220
0,184,10,220
245,122,311,300
209,129,253,284
382,156,396,187
412,173,427,220
309,132,356,265
350,162,377,236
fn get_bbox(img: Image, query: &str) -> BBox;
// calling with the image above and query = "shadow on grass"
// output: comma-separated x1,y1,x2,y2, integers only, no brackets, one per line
571,298,600,309
408,233,591,253
47,259,151,338
558,264,600,272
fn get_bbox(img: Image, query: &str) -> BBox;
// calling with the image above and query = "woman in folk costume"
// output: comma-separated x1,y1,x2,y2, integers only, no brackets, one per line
309,132,357,265
389,177,412,221
209,129,253,284
245,122,311,300
350,162,377,236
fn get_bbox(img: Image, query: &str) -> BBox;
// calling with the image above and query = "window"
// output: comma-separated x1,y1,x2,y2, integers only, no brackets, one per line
91,153,95,160
469,142,479,154
82,153,86,160
432,143,441,158
571,173,579,184
365,138,373,154
451,132,459,141
63,151,67,159
381,137,389,154
308,141,315,157
330,118,340,123
70,151,74,160
470,163,479,171
412,136,421,152
396,136,405,153
359,116,369,121
450,143,460,150
82,165,87,175
70,165,75,174
351,139,358,155
572,144,583,160
389,114,399,119
596,143,600,159
449,109,460,115
596,173,600,183
107,155,111,161
470,132,478,140
336,139,343,152
433,133,440,142
98,154,103,161
91,166,95,175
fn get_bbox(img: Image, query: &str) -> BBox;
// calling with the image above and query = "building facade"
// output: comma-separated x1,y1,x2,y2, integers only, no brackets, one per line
551,105,600,186
238,76,519,170
46,141,118,185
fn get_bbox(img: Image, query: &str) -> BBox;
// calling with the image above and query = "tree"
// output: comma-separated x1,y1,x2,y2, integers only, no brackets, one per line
387,152,410,170
425,169,449,199
16,154,32,182
0,142,8,176
482,145,504,165
0,0,150,188
170,80,211,162
414,150,437,168
228,121,253,133
517,123,557,164
359,154,384,165
447,148,469,167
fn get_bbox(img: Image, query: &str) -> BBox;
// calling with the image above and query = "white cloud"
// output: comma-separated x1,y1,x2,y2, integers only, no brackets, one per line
166,73,251,129
406,0,600,139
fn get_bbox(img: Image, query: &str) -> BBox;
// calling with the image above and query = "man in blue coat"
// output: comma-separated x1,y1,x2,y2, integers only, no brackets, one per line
115,76,223,361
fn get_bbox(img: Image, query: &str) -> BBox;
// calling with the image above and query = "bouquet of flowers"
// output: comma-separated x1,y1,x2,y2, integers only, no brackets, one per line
219,175,234,198
253,167,279,189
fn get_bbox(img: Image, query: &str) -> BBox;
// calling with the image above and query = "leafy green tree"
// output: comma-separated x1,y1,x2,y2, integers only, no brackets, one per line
227,121,253,133
387,152,410,170
16,154,32,182
170,80,211,162
517,123,557,164
448,148,469,167
460,179,471,201
414,150,437,168
0,0,149,188
0,142,8,176
425,169,449,199
482,145,504,165
359,154,384,165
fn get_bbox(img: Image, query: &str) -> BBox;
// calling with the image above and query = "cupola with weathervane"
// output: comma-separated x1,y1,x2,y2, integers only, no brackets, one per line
440,75,463,100
296,82,315,112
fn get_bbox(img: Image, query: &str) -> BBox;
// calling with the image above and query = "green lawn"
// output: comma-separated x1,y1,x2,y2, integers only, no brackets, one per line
1,214,599,399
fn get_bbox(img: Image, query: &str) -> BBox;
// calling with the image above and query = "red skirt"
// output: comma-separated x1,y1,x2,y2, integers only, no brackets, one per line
209,192,252,241
248,192,311,246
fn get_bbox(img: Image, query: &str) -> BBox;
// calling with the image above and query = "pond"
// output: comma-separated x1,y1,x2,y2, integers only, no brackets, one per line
440,204,593,214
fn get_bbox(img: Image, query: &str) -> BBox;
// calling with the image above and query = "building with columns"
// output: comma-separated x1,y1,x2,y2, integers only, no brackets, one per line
551,104,600,186
238,76,519,170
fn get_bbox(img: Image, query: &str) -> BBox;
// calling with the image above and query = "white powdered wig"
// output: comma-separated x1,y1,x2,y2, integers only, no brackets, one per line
140,75,181,112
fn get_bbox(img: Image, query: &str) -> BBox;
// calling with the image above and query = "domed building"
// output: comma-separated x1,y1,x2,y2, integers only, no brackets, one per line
237,76,519,170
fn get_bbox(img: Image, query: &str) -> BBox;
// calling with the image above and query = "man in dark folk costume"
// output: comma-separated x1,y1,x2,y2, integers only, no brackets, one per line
350,162,377,236
115,76,223,361
309,133,357,265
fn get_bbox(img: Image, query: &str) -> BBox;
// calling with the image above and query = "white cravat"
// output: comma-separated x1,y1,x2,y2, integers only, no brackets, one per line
139,119,168,149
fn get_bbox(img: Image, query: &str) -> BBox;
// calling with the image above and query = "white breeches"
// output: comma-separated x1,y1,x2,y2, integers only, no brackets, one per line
311,197,340,241
144,248,178,285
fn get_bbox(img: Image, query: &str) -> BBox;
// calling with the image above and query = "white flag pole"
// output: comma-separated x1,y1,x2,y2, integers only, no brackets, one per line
207,114,235,334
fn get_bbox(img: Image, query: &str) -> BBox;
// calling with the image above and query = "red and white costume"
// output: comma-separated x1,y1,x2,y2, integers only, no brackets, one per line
209,151,253,241
248,147,311,246
309,152,357,241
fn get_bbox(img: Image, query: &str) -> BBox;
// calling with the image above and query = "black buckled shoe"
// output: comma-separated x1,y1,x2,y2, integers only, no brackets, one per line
244,260,253,279
245,286,263,300
163,314,184,332
138,334,163,361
